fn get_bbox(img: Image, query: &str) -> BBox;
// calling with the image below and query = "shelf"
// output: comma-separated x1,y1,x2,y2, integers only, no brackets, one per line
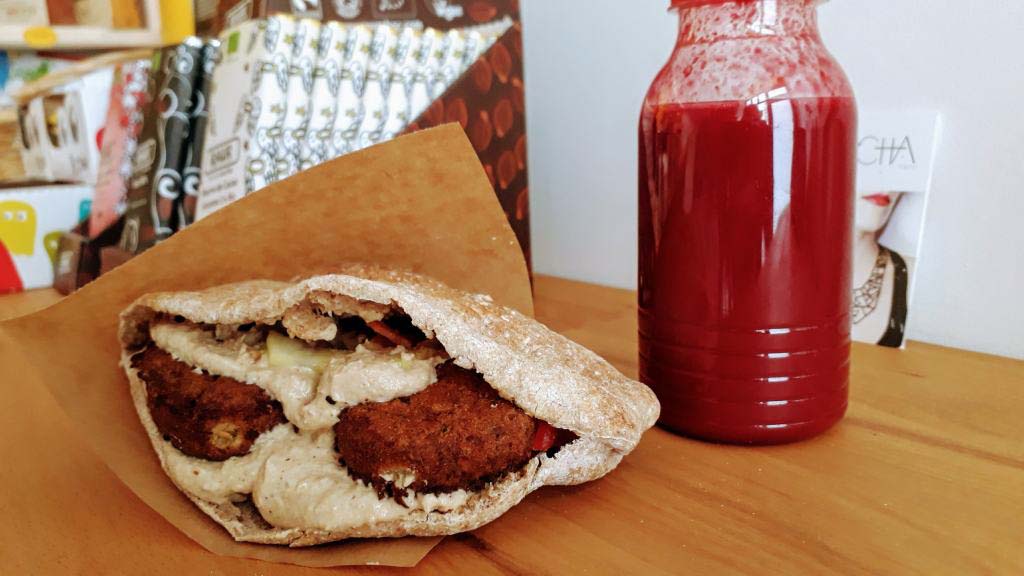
0,0,185,51
0,25,162,51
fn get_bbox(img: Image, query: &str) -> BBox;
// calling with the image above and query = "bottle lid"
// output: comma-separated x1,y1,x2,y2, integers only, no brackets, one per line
672,0,826,6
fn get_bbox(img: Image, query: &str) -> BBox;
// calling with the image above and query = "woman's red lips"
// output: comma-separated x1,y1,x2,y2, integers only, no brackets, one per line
862,193,892,207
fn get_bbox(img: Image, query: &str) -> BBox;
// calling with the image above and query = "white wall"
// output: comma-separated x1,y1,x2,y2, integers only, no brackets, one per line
522,0,1024,359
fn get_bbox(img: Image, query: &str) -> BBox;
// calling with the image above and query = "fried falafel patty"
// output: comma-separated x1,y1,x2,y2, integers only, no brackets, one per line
335,362,537,496
132,347,287,461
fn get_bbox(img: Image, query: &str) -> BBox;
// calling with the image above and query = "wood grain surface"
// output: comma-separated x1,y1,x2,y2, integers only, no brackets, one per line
1,278,1021,574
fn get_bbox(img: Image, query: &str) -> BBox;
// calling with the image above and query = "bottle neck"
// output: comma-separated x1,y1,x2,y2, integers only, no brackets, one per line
674,0,821,45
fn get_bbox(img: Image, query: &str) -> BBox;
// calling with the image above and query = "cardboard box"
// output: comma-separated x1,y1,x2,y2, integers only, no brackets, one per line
0,182,93,293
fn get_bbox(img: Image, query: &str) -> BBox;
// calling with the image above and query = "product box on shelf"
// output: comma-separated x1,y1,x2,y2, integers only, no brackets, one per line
277,18,320,180
15,97,51,180
2,53,75,110
16,65,114,184
0,0,48,25
0,182,93,293
178,39,221,228
301,21,347,168
119,39,205,254
89,57,152,239
73,0,114,26
327,23,371,159
196,0,530,263
195,15,296,218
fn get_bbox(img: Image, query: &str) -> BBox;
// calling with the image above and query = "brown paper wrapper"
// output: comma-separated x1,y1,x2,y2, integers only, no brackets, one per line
0,124,532,568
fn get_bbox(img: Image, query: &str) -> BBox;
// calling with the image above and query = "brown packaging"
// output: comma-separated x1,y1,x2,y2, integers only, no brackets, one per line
52,217,125,295
0,124,532,568
45,0,76,23
51,229,88,294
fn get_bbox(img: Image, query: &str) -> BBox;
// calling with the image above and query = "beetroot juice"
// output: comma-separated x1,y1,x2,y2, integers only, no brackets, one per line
639,0,856,444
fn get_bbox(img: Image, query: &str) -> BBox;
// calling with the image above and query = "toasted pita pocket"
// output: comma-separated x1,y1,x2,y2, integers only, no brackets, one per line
118,265,659,546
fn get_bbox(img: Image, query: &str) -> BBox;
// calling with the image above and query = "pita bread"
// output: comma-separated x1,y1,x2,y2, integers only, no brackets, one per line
119,265,659,546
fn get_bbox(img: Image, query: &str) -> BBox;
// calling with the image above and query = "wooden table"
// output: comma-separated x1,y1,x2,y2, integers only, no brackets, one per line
1,278,1021,574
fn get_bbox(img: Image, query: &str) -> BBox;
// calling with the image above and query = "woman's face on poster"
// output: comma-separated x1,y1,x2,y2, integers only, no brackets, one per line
855,192,903,233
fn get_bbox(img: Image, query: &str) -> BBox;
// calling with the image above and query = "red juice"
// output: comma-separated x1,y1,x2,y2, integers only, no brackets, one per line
638,96,856,444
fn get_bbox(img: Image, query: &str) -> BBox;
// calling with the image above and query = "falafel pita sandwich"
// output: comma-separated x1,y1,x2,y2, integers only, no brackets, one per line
118,266,660,546
0,125,655,568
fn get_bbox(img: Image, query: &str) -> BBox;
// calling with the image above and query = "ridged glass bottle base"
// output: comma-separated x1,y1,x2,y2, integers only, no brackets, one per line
655,398,848,445
640,311,850,445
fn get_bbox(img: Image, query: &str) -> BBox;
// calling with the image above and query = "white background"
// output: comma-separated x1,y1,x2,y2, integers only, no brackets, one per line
521,0,1024,359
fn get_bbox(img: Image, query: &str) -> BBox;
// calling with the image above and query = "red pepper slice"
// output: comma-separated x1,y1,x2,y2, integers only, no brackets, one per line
367,321,414,349
530,421,558,452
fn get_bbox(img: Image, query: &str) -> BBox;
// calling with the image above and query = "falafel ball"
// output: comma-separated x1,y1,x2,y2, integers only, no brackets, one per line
335,362,537,496
133,347,286,461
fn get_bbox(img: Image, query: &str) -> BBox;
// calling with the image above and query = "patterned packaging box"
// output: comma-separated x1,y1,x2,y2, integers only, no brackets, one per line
351,24,399,152
196,16,297,220
277,18,321,180
89,58,152,238
302,21,346,168
329,24,372,158
408,28,442,121
178,39,222,228
434,29,467,100
380,27,421,142
119,39,205,253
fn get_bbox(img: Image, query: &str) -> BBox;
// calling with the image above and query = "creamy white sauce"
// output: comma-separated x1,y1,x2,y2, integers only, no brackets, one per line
149,322,439,431
296,346,439,428
159,423,296,503
151,322,321,429
253,430,469,531
147,320,467,529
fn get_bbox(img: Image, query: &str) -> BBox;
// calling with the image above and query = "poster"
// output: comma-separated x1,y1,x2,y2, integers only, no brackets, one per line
852,109,941,348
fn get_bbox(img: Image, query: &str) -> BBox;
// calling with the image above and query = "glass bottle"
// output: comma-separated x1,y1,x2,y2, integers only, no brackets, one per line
638,0,856,444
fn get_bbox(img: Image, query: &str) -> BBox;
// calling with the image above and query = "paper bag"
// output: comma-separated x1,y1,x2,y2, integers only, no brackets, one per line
0,124,532,567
